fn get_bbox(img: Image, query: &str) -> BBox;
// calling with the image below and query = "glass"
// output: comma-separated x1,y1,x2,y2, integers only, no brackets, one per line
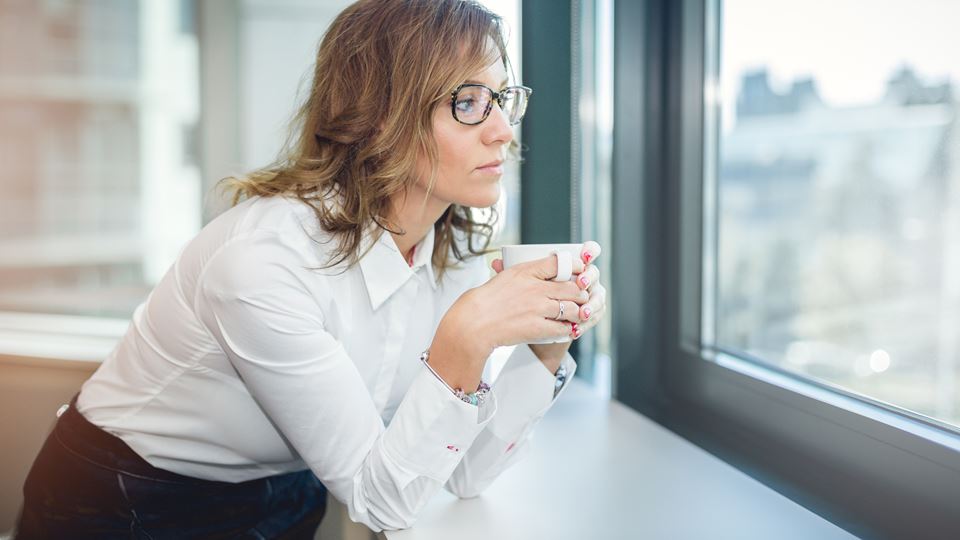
450,83,532,125
571,0,614,395
0,0,200,318
0,0,527,321
706,0,960,428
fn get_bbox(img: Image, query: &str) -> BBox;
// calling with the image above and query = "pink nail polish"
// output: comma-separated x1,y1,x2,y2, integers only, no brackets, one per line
579,275,589,288
582,307,591,319
583,253,592,264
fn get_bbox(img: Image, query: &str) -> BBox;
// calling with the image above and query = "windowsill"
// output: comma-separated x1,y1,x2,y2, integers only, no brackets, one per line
714,351,960,454
381,377,858,540
0,312,125,366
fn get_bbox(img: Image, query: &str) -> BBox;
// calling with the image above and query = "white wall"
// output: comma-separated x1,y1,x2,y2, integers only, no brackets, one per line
239,0,354,172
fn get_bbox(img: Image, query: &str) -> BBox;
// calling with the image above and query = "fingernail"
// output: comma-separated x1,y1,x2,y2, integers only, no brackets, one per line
582,307,591,320
579,275,589,288
583,252,592,264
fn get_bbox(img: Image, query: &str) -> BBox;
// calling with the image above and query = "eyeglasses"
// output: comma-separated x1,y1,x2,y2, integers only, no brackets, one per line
450,84,532,126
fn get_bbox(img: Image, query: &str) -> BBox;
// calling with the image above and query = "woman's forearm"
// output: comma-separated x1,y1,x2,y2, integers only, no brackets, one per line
427,303,492,392
528,342,570,374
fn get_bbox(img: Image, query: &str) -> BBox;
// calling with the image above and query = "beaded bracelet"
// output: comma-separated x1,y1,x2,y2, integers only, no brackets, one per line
455,381,491,406
419,350,491,407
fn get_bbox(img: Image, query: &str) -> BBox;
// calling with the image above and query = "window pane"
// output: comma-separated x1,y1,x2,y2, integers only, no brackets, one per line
710,0,960,427
0,0,201,318
476,0,522,248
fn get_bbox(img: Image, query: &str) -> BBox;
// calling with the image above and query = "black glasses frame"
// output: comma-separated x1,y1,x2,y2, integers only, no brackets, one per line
449,83,533,126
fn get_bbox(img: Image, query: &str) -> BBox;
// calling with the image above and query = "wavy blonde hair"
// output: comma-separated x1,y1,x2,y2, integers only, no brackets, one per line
221,0,514,281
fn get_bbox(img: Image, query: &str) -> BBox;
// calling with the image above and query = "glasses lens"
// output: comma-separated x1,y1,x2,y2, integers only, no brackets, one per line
454,86,493,124
501,87,528,124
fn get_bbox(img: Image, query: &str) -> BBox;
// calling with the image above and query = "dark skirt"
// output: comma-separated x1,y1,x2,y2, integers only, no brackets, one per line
14,396,327,539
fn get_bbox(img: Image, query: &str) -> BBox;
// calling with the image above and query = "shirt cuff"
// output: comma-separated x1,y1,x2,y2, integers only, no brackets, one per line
381,366,498,483
486,344,577,442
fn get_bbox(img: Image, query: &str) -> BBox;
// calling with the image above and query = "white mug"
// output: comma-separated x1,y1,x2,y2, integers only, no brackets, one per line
500,243,583,344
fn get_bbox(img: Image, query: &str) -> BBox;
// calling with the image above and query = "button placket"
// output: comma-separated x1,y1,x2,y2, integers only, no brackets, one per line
371,279,419,412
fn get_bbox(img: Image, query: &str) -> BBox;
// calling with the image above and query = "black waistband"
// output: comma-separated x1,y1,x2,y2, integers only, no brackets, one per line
56,394,236,486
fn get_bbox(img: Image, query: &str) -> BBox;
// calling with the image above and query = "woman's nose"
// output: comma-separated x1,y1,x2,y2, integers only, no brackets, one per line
483,104,514,145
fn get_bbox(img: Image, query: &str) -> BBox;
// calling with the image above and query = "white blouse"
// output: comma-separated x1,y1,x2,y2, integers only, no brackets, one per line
77,195,576,532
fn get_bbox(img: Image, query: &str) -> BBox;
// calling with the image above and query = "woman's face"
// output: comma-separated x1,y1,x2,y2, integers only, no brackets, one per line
414,58,514,210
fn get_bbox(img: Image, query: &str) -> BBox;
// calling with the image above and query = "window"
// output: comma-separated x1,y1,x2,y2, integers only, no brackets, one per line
574,0,614,394
0,0,200,318
0,0,526,323
710,0,960,430
475,0,522,248
613,0,960,536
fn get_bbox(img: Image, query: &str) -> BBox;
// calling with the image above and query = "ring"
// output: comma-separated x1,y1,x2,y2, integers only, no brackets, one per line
553,300,565,320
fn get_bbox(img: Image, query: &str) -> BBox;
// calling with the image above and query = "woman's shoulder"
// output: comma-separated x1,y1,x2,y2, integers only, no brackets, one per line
204,196,331,251
238,195,322,234
187,196,339,284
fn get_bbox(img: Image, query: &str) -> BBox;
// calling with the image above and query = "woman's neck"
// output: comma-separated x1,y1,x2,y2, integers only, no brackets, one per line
387,189,449,263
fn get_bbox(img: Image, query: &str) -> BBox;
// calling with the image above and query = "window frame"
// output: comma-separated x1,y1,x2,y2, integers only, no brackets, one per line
611,0,960,537
521,0,593,375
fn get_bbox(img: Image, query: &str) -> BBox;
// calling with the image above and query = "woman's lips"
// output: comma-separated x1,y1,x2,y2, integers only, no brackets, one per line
476,161,504,174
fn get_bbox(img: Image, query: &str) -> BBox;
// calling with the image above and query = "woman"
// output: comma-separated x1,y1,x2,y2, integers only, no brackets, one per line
16,0,606,537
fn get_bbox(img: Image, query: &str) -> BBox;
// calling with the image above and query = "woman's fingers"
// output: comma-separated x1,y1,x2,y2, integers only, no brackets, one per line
578,282,607,322
525,252,586,281
497,241,602,280
531,317,574,342
543,279,585,303
485,243,604,345
541,298,582,323
575,264,600,290
580,241,601,265
568,253,586,276
575,303,606,335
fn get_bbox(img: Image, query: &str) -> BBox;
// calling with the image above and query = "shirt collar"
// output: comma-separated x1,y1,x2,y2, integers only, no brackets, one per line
358,225,438,311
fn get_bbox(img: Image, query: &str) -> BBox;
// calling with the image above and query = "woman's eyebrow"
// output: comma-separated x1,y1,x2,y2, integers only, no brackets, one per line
465,79,510,88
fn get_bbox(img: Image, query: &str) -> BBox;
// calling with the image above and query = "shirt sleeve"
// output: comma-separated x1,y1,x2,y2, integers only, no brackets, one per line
195,231,497,531
444,343,577,499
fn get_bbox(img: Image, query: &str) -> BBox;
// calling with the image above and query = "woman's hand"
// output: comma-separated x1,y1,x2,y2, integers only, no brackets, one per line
430,242,604,390
491,241,606,373
445,247,592,359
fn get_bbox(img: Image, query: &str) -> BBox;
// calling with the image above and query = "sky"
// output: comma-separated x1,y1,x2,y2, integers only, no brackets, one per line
720,0,960,127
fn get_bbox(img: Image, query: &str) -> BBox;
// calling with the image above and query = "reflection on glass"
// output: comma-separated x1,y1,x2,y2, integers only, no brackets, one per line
0,0,200,318
712,0,960,427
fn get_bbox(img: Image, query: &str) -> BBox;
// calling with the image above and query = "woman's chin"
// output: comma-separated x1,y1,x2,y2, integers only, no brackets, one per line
462,186,501,209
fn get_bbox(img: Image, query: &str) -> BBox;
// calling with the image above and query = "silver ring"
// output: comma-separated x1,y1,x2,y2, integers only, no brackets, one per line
554,300,565,320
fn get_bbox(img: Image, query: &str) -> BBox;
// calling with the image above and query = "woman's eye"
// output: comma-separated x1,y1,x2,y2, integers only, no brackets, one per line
455,97,477,113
